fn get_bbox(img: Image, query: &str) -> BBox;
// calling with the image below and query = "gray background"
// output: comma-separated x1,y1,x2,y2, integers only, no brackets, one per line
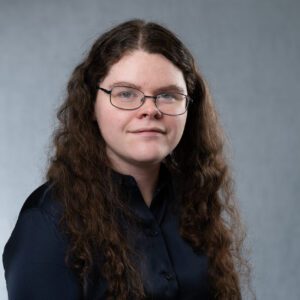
1,0,299,299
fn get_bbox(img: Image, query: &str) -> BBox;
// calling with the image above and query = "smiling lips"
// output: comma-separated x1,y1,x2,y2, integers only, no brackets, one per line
130,127,166,134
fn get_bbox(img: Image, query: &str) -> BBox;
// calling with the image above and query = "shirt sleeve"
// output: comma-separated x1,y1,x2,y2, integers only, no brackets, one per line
2,208,82,300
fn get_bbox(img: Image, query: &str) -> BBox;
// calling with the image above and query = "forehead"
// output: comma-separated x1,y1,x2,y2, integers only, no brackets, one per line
101,50,187,92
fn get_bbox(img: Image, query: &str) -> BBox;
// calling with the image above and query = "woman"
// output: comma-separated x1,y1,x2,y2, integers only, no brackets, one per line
3,19,251,299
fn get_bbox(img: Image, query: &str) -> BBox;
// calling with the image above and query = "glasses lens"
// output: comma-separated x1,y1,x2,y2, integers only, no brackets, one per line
111,86,143,109
156,92,187,115
110,86,188,115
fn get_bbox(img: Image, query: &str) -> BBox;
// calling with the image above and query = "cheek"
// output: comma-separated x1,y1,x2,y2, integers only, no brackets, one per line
169,116,187,143
97,113,119,139
95,106,131,143
95,103,114,141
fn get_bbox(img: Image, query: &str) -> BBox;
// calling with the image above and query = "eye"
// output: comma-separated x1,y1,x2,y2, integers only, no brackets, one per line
112,87,140,100
118,91,136,98
158,92,182,101
161,93,172,98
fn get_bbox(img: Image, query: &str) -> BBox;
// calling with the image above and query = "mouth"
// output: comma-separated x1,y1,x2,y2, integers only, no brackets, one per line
130,128,166,134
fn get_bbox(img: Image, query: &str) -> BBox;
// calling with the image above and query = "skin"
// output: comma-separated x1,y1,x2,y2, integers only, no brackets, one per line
94,50,188,206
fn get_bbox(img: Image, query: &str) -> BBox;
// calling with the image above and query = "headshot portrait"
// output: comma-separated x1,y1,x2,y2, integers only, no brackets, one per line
1,1,299,300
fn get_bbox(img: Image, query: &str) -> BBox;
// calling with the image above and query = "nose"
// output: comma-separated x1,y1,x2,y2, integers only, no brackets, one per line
138,96,162,119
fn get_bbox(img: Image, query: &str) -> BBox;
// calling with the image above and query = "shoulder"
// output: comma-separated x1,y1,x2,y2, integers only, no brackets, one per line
3,182,67,270
19,181,64,222
2,183,82,299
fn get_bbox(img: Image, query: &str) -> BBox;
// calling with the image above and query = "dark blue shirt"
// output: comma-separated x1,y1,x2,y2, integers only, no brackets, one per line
3,165,210,299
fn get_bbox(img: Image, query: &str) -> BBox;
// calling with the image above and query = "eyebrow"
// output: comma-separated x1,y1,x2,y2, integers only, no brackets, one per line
109,81,187,94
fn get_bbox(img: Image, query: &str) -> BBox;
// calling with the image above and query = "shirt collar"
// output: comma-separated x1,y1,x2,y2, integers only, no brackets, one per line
111,163,171,225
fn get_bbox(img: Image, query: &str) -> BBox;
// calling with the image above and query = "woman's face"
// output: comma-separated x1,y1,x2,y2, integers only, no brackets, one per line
94,50,187,172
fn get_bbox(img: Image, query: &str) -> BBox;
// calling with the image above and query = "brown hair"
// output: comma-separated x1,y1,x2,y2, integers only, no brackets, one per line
46,19,252,299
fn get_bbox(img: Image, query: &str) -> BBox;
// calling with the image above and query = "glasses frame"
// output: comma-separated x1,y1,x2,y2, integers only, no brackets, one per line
97,85,193,116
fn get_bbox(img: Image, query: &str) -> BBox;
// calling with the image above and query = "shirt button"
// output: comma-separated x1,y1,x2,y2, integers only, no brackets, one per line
165,273,174,280
150,230,159,236
160,271,174,281
144,228,159,237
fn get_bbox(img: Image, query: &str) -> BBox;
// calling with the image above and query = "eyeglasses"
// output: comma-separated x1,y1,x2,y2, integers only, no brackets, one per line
97,85,193,116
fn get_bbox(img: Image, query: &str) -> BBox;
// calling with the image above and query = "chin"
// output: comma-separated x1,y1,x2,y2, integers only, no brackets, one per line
131,153,167,165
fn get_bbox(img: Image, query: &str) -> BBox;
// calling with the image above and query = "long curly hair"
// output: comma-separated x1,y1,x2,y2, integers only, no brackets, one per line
46,19,252,299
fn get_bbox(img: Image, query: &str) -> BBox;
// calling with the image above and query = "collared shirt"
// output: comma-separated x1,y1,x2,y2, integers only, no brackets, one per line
2,164,210,299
